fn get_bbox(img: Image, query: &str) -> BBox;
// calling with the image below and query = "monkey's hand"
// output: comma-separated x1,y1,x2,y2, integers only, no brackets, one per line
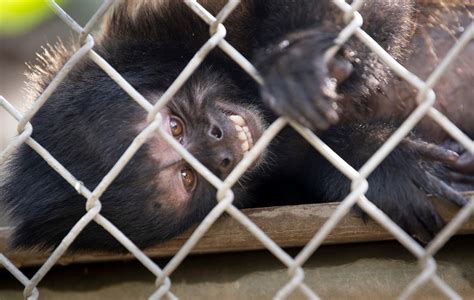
380,138,471,243
255,30,353,130
317,124,470,243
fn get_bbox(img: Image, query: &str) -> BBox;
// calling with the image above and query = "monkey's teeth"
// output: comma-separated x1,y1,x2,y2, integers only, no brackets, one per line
243,126,253,146
241,141,250,152
243,126,251,138
237,131,247,141
229,114,254,152
229,115,246,126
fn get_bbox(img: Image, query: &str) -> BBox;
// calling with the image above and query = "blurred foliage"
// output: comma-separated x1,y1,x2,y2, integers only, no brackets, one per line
0,0,67,36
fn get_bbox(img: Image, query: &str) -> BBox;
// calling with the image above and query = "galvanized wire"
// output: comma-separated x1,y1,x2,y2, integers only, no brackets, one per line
0,0,473,299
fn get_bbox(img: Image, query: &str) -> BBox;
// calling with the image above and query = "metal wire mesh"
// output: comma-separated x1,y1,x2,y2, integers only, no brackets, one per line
0,0,473,299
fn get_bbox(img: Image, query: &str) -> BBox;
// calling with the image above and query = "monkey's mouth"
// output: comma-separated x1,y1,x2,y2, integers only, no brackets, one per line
228,114,254,153
215,100,266,169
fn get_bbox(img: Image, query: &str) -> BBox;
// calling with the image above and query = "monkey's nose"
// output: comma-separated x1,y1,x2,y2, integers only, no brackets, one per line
208,124,224,140
217,151,235,177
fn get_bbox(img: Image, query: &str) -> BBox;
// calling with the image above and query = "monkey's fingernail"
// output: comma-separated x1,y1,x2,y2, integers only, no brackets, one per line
229,115,246,126
446,150,459,161
241,141,250,151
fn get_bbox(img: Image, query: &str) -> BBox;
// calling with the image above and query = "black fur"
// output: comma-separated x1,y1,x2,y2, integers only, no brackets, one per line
1,0,471,251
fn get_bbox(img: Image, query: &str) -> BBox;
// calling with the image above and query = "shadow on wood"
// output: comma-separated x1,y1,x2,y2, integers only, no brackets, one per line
1,193,473,268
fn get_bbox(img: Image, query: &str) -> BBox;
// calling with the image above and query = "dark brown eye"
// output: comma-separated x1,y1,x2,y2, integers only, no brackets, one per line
170,116,184,138
180,168,196,191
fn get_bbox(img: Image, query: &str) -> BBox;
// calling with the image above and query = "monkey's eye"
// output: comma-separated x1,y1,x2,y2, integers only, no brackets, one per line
180,168,196,191
170,116,184,139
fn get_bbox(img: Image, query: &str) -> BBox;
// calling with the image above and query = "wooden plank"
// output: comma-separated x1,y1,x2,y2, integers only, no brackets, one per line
1,193,473,268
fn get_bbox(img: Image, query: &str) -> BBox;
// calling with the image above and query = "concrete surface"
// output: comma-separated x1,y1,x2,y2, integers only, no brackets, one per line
1,236,473,299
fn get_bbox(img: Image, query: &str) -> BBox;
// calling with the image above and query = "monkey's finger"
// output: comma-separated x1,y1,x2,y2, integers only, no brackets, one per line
284,73,331,130
261,88,313,129
261,74,316,129
423,171,468,207
404,139,459,164
442,140,466,154
439,140,474,173
451,152,474,174
273,56,333,130
445,170,474,184
263,66,327,130
261,70,294,111
301,73,339,125
390,189,443,244
328,55,353,83
410,201,444,244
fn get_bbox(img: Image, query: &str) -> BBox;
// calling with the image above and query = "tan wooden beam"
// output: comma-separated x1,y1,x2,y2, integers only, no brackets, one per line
1,193,473,268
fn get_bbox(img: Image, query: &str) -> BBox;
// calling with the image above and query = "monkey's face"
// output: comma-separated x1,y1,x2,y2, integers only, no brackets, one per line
142,80,265,215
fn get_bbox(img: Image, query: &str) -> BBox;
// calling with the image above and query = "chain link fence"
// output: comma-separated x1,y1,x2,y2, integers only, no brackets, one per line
0,0,473,299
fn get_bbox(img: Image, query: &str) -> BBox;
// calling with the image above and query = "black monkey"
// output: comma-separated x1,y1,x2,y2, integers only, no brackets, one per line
1,0,472,251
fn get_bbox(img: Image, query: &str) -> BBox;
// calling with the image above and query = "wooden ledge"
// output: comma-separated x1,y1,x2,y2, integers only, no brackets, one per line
1,193,473,268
